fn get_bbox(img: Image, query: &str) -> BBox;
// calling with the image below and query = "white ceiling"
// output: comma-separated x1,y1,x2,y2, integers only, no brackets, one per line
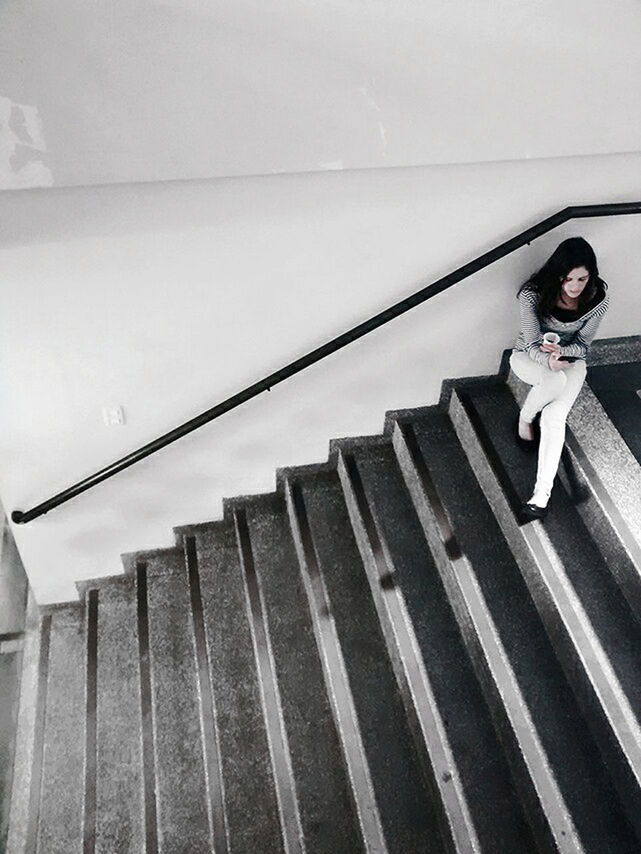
2,0,641,189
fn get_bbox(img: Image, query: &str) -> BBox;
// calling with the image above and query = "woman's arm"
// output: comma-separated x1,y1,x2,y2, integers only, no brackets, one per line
559,292,610,359
518,290,551,366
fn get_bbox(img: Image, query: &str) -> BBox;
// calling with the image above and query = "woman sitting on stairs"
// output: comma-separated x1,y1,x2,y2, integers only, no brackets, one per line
510,236,610,519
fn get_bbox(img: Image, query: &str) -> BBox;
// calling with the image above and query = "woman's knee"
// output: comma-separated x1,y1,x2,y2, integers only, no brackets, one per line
509,351,540,385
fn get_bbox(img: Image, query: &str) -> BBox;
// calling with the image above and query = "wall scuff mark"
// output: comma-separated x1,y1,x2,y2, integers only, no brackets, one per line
359,83,388,156
0,96,53,190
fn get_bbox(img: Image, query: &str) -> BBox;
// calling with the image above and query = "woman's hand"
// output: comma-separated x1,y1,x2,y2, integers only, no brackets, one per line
540,341,561,354
548,352,570,371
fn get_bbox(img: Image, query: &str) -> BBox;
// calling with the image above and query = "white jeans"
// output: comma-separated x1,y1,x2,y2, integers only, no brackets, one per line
509,350,587,501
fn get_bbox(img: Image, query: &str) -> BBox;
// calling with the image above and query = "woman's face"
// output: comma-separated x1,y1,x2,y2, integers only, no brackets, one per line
560,265,590,300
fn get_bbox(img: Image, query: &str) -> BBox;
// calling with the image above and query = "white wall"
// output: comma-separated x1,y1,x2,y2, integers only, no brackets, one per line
2,0,641,188
1,150,640,603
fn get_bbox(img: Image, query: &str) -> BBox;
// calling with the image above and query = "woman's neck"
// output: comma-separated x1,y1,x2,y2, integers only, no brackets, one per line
556,291,579,310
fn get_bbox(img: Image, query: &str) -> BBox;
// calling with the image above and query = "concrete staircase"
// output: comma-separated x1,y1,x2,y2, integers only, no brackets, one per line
7,336,641,854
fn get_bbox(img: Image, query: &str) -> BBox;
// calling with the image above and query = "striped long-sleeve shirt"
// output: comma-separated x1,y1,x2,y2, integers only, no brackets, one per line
513,282,610,367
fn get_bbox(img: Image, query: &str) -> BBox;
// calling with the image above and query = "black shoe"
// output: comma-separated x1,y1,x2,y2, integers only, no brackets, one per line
522,501,548,520
514,417,538,453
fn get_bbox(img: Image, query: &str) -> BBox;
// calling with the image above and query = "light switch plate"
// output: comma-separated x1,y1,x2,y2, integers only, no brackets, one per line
102,406,126,426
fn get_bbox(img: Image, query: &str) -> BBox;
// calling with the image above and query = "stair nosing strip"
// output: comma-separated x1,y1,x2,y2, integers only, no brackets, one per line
394,420,585,854
452,389,641,794
337,449,481,854
184,535,230,854
234,507,305,854
285,479,388,854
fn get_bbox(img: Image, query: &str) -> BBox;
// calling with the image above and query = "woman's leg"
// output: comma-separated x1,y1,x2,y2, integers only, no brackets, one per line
530,360,587,506
509,351,567,424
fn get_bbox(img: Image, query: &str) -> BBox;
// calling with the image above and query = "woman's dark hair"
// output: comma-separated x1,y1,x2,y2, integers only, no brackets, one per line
517,236,602,317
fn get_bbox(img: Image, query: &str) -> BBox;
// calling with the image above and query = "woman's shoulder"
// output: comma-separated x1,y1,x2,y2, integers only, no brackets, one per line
589,278,610,311
574,279,610,322
518,283,538,301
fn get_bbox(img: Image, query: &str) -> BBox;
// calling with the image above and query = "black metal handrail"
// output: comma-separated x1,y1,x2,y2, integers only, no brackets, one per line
12,200,641,524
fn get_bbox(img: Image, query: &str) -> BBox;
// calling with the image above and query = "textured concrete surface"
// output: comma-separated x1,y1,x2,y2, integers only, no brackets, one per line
588,387,641,462
195,522,284,853
588,361,641,451
37,604,85,854
570,384,641,554
244,495,363,854
145,551,211,854
9,337,641,854
349,439,536,853
587,336,641,366
0,649,22,852
5,591,40,854
286,476,389,853
449,382,641,848
95,578,145,854
297,470,443,854
398,408,621,852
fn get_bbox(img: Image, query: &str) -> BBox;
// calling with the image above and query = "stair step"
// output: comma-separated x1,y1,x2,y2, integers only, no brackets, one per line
286,469,445,854
338,439,536,853
18,338,641,854
239,494,363,854
0,642,23,851
588,361,641,463
393,407,640,853
448,380,641,844
140,550,212,853
186,521,284,853
506,363,641,624
37,604,86,853
92,577,145,853
6,596,41,854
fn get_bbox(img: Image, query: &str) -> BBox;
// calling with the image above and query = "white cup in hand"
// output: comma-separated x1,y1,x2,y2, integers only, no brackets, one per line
543,332,560,345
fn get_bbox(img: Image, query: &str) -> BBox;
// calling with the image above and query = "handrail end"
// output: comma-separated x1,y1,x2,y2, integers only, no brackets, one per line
11,510,27,525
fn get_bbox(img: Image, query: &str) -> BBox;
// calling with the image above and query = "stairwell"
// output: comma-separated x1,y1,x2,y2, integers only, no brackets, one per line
6,335,641,854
